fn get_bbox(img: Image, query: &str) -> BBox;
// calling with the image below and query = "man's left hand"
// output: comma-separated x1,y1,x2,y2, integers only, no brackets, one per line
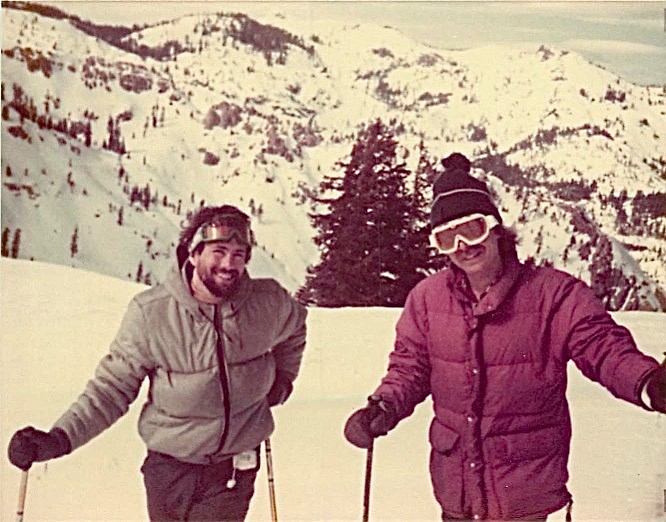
267,371,293,407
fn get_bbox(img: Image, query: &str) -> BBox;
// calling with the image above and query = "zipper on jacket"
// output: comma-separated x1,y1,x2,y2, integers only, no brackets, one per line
213,305,232,456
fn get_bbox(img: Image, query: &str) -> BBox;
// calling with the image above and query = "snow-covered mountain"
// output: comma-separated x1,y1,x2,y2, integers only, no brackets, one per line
2,3,665,309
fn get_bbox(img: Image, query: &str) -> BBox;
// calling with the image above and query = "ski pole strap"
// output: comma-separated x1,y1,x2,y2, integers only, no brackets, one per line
565,499,574,522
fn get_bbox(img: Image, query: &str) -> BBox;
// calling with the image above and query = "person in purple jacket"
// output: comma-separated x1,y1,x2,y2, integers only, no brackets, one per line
344,153,666,521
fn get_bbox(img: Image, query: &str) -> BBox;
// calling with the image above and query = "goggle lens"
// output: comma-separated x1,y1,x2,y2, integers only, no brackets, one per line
430,214,498,254
190,215,252,253
200,222,251,244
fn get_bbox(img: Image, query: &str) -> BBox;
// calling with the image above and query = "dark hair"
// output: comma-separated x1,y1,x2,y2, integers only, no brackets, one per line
495,225,519,261
176,205,252,265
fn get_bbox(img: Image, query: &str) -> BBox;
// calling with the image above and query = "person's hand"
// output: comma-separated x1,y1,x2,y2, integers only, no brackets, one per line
7,427,71,471
267,371,293,407
646,366,666,413
344,396,397,449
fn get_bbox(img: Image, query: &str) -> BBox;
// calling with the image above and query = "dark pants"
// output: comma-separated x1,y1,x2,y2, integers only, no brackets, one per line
443,516,546,521
442,513,547,521
442,515,546,522
141,451,258,522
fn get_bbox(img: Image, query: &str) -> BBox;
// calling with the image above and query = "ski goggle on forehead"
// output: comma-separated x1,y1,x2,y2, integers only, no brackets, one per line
429,213,499,254
189,216,252,252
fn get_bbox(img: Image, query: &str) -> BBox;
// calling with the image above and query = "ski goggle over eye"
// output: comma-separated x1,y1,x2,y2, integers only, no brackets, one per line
189,216,252,253
429,213,499,254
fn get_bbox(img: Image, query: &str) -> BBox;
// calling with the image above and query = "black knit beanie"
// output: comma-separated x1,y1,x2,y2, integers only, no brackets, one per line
430,153,502,229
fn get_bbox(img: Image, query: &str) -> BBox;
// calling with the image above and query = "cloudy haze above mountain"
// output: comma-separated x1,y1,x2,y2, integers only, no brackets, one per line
48,1,666,86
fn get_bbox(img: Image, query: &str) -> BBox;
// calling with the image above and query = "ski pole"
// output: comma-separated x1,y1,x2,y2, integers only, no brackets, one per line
265,438,278,522
16,470,29,522
362,440,374,522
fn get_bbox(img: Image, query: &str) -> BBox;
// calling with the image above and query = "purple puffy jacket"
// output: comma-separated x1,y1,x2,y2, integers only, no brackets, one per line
374,257,658,520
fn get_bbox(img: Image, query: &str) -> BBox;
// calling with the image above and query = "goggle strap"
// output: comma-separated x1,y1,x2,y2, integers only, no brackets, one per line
431,214,497,235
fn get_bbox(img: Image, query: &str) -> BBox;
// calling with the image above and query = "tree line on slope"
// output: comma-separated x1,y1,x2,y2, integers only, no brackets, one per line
297,118,664,310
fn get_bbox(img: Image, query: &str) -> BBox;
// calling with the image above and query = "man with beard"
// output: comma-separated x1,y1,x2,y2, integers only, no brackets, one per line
343,153,666,521
8,205,307,521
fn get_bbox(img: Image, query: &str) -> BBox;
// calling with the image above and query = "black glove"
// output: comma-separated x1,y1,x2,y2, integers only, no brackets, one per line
646,367,666,413
7,427,71,471
344,396,398,449
267,371,293,407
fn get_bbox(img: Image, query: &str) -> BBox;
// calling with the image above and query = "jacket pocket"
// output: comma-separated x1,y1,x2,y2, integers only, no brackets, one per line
485,426,570,519
429,419,464,515
228,352,275,411
429,420,460,455
139,406,221,459
488,425,567,465
151,367,223,419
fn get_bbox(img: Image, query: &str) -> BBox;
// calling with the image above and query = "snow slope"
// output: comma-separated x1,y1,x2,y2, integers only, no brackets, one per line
1,258,665,521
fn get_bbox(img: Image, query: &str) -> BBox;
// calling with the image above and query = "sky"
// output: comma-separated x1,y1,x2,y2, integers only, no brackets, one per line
1,258,665,521
46,0,666,86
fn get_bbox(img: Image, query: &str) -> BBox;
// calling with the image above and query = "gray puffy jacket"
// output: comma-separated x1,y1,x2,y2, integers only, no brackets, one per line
53,261,307,464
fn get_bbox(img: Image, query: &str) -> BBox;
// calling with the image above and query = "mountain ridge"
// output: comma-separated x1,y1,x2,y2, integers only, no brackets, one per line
2,2,665,309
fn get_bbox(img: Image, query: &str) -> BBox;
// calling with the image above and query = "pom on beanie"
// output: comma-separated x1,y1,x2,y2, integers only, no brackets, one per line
441,152,471,173
430,153,502,229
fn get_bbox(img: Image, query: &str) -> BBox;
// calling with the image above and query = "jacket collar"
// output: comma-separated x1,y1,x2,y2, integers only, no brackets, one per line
450,254,523,316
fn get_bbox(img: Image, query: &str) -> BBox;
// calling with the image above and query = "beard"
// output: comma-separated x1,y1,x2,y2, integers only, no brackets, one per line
200,268,242,298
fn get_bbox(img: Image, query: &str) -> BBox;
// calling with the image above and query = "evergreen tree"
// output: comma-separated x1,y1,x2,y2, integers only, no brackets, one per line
409,140,447,275
105,115,123,154
10,229,21,258
70,226,79,257
106,115,114,149
84,121,92,147
590,235,614,308
1,227,10,257
298,118,421,307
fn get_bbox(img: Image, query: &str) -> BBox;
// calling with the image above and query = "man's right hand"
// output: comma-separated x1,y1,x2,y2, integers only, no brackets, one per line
646,366,666,413
343,396,398,449
7,427,71,471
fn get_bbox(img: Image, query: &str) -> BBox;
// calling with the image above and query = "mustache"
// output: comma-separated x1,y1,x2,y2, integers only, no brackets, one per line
203,268,242,298
214,268,240,277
